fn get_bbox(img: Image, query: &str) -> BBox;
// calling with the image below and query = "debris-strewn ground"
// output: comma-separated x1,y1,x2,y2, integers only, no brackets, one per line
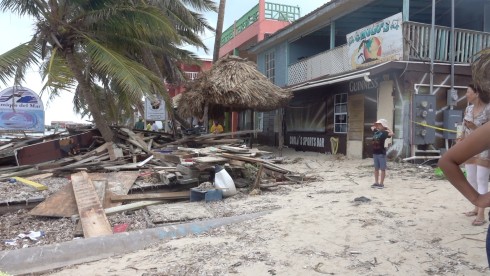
1,148,488,275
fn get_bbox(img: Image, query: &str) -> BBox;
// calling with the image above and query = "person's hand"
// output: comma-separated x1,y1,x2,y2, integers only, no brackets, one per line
464,120,477,130
475,192,490,208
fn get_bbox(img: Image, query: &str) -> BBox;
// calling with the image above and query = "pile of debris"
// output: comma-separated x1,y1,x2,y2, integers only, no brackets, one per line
0,126,311,250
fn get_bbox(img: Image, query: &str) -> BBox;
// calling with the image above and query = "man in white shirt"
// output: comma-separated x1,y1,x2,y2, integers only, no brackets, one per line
151,121,159,131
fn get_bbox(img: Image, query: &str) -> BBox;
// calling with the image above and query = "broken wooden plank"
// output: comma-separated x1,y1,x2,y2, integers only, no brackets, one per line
220,145,250,153
103,155,154,170
0,196,44,215
219,153,292,174
253,164,264,190
71,171,112,238
12,176,48,191
110,191,189,202
71,200,165,219
26,173,54,180
193,156,229,163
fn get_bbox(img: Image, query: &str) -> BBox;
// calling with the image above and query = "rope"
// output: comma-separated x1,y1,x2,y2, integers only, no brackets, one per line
412,121,457,133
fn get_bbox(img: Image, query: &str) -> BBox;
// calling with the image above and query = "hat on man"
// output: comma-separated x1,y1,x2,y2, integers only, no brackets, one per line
375,119,389,128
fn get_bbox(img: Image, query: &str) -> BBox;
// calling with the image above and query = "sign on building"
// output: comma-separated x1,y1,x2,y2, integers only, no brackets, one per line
0,86,45,132
347,12,403,69
144,97,167,121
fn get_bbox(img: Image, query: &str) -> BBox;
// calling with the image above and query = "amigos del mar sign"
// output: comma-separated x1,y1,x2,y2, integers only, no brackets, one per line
0,86,45,132
347,12,403,69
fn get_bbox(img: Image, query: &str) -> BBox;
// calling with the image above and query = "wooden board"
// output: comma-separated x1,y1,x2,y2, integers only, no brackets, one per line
71,172,112,238
29,182,78,217
110,191,189,202
193,156,229,163
29,171,139,217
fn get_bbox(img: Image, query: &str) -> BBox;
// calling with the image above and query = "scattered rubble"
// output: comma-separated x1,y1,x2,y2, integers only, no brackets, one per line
0,127,312,251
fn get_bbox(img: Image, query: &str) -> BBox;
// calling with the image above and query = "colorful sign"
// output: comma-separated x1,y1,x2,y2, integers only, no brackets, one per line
0,86,45,132
347,13,403,69
144,97,167,121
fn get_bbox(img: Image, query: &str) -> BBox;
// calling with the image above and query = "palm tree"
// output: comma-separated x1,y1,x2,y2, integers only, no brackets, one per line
0,0,215,142
213,0,226,62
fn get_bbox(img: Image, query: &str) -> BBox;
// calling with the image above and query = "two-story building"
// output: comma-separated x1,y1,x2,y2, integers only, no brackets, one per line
249,0,490,160
217,0,300,135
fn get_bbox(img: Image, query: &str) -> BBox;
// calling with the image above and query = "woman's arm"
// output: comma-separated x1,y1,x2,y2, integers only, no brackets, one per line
438,122,490,207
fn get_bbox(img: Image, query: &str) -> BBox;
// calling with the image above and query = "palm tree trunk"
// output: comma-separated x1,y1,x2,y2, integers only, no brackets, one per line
213,0,226,63
65,51,115,142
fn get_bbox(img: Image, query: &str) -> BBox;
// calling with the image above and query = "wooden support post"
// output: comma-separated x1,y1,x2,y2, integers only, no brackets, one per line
253,164,264,190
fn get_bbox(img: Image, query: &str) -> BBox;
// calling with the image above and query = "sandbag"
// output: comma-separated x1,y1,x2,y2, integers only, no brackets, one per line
214,165,237,197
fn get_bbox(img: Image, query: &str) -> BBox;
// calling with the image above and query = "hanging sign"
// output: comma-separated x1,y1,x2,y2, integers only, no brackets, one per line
0,86,45,132
347,12,403,69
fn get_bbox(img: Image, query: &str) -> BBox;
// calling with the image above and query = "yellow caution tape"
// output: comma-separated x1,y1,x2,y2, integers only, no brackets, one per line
12,176,48,191
412,121,457,133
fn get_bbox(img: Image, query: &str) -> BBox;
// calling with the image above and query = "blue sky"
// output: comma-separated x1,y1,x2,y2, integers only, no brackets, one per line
0,1,327,124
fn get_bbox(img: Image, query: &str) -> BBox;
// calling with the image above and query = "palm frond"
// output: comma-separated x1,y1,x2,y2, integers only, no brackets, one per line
84,36,164,100
0,40,40,86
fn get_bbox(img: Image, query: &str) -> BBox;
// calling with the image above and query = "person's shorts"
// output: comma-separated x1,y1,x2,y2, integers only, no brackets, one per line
373,154,387,170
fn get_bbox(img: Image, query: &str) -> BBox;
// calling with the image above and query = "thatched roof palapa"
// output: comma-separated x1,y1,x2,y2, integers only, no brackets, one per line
177,55,292,118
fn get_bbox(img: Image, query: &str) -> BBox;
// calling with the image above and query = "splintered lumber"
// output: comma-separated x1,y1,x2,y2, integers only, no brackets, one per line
110,191,190,202
162,130,257,146
119,128,149,153
71,200,165,219
253,164,264,190
193,156,229,163
12,176,48,191
220,145,250,153
219,153,292,174
71,171,112,238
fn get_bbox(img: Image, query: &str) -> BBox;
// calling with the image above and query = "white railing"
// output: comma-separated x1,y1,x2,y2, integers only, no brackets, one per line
287,22,490,86
288,45,351,86
184,71,199,80
403,21,490,63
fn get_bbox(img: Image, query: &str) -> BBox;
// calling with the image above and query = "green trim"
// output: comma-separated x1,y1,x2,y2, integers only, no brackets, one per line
221,2,300,46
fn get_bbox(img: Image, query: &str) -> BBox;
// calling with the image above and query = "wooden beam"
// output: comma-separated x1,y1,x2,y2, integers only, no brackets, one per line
111,191,189,202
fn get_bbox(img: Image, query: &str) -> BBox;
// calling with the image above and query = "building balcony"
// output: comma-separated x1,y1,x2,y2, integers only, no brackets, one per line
220,2,300,47
287,21,490,86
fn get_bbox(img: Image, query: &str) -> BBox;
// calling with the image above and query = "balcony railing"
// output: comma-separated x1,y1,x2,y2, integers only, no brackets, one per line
184,71,199,81
288,46,350,86
403,21,490,63
287,21,490,86
220,2,300,46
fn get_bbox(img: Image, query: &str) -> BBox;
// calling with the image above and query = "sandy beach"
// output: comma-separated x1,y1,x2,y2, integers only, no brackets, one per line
32,148,487,276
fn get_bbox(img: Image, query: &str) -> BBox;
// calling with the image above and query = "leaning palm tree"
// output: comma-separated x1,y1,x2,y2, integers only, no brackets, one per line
71,0,216,133
0,0,214,142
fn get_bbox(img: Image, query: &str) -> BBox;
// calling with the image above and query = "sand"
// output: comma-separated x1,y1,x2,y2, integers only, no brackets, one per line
44,149,489,275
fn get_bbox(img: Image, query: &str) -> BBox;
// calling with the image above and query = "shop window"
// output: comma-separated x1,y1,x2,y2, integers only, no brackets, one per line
334,93,348,133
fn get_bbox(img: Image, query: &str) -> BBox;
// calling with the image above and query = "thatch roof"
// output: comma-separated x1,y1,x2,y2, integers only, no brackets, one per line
177,55,292,118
